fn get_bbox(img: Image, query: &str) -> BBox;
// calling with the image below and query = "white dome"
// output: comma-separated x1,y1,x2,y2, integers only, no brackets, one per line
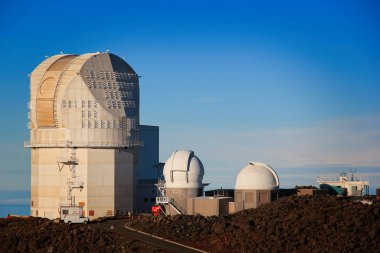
29,53,140,148
163,150,204,188
235,162,280,190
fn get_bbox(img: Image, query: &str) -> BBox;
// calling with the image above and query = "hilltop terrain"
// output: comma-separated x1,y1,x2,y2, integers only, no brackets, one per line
1,195,379,253
130,195,380,253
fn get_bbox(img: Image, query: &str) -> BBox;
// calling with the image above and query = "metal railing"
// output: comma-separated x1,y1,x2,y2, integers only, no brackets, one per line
170,198,185,214
155,197,185,215
57,155,79,164
156,196,171,204
24,140,143,148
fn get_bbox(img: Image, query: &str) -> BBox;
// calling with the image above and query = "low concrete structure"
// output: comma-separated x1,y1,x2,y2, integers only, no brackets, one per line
317,173,369,196
187,197,232,216
205,189,234,199
297,188,327,196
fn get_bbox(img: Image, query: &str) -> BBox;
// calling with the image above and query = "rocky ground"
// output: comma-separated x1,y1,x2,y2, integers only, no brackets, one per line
1,195,379,253
0,217,159,253
129,195,380,253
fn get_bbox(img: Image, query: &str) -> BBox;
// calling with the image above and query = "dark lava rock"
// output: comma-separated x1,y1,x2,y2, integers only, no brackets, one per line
0,217,158,253
129,195,380,253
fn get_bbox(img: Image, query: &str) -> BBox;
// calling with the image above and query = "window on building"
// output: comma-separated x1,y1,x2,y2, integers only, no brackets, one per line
143,198,148,203
259,193,268,204
245,192,254,203
236,192,242,202
151,197,155,203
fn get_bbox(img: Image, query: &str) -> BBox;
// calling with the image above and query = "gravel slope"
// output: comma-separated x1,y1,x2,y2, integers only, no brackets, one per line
130,195,380,253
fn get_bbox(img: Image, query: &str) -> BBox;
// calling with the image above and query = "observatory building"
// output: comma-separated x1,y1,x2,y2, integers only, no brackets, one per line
234,162,280,211
26,52,158,219
317,172,369,196
157,150,206,214
154,159,280,216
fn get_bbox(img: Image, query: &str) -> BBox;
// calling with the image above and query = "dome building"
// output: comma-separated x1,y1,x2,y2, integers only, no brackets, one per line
234,162,280,211
161,150,205,214
26,52,146,219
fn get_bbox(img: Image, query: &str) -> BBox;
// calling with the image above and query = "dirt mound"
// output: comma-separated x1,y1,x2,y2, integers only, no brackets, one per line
0,217,156,253
130,195,380,252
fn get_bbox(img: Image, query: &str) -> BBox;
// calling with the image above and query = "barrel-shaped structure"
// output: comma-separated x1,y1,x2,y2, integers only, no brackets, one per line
28,53,140,220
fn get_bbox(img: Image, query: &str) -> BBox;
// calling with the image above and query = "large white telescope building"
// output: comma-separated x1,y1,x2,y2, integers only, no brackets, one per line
26,52,158,219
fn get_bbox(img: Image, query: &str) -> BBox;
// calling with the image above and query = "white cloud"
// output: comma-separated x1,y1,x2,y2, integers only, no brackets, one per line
161,114,380,168
160,114,380,191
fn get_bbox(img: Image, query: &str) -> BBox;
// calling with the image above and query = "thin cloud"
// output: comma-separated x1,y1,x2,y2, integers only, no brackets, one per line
0,198,30,205
163,114,380,168
160,114,380,190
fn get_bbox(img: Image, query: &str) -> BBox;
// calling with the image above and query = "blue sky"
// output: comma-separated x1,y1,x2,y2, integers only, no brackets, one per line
0,0,379,198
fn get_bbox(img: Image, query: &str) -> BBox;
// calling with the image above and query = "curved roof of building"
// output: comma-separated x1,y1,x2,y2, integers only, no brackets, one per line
28,52,140,148
163,150,204,188
235,162,280,190
30,52,139,129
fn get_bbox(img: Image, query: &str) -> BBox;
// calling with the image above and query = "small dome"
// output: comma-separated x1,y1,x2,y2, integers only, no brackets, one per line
235,162,280,190
163,150,204,188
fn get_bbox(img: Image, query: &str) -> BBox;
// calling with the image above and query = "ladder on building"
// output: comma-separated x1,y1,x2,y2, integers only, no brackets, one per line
154,178,186,215
155,178,166,197
57,148,84,206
